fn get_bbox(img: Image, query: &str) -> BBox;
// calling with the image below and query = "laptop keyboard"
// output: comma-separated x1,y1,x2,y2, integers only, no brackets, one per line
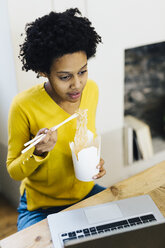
61,213,156,244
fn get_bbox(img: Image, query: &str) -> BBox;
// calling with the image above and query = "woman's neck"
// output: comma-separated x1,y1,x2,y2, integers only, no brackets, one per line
44,82,81,115
60,101,80,115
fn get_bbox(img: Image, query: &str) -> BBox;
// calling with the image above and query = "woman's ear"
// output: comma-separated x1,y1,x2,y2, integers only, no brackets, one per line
39,72,47,77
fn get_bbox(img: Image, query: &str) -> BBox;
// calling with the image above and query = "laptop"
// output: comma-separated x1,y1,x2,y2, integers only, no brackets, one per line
47,194,165,248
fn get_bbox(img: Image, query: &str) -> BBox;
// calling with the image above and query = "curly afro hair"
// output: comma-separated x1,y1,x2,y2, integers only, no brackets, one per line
19,8,102,75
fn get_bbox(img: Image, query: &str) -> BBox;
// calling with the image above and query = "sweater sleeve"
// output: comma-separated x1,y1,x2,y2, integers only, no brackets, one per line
6,98,50,181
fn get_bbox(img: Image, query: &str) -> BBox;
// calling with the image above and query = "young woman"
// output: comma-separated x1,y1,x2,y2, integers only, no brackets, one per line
7,8,106,231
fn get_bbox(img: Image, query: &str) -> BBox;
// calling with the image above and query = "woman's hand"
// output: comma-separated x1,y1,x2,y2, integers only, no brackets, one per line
93,158,106,179
33,128,57,156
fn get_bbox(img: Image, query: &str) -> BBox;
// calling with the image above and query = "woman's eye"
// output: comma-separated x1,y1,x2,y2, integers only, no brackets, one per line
59,75,71,81
78,70,87,75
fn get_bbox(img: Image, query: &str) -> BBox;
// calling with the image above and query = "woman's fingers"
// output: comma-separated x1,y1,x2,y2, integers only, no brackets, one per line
96,158,104,169
37,129,57,144
34,128,57,155
36,128,49,136
93,158,106,179
94,166,106,179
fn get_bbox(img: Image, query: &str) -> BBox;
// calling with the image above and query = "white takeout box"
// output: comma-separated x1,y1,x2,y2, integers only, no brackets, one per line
69,130,101,182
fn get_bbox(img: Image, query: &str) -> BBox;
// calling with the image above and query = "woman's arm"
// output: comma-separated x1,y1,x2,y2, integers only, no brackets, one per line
6,99,56,181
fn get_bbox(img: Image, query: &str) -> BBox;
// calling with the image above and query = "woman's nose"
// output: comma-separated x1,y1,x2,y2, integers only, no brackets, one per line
71,75,81,89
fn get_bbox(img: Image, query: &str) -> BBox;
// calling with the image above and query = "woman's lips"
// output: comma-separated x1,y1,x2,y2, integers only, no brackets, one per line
68,92,81,99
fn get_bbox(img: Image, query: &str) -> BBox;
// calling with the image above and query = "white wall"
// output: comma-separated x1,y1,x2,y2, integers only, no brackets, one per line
87,0,165,133
86,0,165,186
0,0,18,203
7,0,53,91
0,0,17,146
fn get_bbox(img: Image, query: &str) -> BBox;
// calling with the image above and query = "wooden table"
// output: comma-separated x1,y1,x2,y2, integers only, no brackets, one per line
1,160,165,248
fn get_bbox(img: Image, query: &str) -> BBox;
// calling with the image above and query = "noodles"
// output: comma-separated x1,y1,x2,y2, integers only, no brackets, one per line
74,109,88,155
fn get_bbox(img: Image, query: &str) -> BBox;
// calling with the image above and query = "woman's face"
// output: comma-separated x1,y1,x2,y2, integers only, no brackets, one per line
47,51,88,104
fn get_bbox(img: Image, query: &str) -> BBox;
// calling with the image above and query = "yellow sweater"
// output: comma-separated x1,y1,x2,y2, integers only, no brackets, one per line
7,80,98,211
